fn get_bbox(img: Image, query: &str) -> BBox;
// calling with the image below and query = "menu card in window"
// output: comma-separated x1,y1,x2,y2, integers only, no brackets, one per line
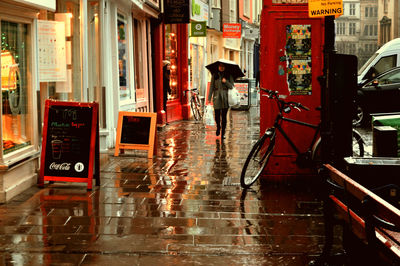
37,20,67,82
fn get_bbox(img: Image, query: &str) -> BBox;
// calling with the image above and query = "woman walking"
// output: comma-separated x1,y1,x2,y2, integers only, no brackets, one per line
207,63,235,139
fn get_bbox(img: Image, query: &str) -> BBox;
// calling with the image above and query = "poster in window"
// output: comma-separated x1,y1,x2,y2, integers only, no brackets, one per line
38,20,67,82
285,25,312,95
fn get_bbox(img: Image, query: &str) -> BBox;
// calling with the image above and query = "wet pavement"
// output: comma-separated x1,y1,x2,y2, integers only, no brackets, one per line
0,107,360,265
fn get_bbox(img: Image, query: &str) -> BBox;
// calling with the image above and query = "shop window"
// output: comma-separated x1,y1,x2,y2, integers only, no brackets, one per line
117,14,130,103
87,0,105,128
133,19,146,107
1,21,32,155
55,0,82,101
37,0,82,144
165,24,178,100
190,44,204,95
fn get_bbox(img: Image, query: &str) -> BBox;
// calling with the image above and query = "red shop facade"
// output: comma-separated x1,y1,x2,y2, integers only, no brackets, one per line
154,22,190,125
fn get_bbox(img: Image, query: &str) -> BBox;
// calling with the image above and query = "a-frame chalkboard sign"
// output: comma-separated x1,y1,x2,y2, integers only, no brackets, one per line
38,100,100,190
114,112,157,158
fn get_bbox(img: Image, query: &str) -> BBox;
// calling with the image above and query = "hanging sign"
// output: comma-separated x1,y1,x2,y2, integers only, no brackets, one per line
164,0,190,24
308,0,343,18
38,100,100,190
191,21,206,37
223,23,241,38
191,0,209,22
114,112,157,158
18,0,56,11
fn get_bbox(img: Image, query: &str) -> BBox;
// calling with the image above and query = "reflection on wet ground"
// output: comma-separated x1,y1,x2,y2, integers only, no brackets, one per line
0,107,342,265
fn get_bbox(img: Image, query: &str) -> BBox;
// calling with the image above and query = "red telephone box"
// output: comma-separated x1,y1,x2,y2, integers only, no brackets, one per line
259,1,325,177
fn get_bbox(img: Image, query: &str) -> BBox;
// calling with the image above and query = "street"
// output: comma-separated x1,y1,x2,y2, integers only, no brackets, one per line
0,106,375,265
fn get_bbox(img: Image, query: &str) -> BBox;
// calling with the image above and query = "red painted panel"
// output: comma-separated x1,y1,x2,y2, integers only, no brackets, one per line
259,5,325,176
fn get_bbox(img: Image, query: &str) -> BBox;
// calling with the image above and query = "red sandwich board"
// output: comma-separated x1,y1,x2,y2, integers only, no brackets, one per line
38,100,99,190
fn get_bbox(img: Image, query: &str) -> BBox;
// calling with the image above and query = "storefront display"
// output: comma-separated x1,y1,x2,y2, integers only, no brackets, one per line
118,14,130,102
165,25,178,100
1,21,32,154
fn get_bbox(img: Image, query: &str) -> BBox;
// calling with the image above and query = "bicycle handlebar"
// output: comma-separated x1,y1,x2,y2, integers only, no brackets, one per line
259,87,310,112
183,88,199,96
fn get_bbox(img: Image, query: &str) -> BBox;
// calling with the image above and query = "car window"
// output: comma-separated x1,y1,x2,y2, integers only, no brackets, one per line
358,53,378,75
373,55,397,75
378,69,400,85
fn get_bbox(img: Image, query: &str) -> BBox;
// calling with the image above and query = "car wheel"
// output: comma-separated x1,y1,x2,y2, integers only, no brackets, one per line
352,104,365,127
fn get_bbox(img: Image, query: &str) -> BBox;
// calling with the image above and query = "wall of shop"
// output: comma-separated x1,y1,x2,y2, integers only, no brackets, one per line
0,0,55,202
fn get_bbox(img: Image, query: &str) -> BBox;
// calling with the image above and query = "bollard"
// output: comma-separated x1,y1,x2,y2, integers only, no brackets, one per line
373,126,398,157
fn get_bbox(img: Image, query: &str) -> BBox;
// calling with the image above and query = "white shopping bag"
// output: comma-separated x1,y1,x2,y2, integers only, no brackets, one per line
204,105,215,126
228,87,240,107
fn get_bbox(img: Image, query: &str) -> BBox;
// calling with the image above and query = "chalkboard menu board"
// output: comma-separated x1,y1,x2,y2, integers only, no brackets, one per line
39,100,99,190
115,112,157,158
121,116,151,145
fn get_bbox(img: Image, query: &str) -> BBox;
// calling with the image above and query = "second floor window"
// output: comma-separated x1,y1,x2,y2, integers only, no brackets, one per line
244,0,250,18
365,7,378,18
364,24,378,36
350,4,356,15
348,43,356,54
229,0,236,22
337,23,345,35
212,0,220,8
349,23,356,35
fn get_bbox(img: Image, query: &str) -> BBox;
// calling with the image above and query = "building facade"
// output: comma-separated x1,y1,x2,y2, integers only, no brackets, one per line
359,0,378,67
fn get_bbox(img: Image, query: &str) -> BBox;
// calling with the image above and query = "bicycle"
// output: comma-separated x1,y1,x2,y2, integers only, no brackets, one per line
184,88,204,121
240,88,365,189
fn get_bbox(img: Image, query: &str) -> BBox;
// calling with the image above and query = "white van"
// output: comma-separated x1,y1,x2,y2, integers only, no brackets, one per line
358,38,400,85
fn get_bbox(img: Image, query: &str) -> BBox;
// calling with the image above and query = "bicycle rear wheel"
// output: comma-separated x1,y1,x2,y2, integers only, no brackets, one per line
311,129,365,164
352,129,364,157
240,130,275,189
190,98,201,121
194,95,203,120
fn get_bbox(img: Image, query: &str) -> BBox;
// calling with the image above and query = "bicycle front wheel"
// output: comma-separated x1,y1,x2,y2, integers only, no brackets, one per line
240,131,275,189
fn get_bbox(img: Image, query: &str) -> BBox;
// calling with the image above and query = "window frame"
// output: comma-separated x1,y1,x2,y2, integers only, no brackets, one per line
0,14,37,162
116,12,134,106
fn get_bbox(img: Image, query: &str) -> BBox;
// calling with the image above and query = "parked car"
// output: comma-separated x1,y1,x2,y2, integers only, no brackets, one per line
358,38,400,86
353,66,400,126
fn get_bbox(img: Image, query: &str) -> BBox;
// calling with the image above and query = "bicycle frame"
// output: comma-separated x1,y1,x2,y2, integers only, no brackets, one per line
271,113,320,156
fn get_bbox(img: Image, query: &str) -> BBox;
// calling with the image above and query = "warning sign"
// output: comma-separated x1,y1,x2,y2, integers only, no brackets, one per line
308,0,343,18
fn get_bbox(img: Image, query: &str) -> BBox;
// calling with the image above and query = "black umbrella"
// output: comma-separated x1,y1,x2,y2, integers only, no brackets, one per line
206,59,245,81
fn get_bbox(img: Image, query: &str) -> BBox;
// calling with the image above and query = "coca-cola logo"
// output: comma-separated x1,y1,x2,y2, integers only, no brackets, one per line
49,162,71,171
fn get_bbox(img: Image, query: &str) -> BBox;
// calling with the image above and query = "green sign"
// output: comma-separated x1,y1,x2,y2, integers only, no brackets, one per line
191,21,206,37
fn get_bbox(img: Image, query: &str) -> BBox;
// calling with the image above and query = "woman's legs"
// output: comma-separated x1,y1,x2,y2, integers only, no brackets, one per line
214,109,221,136
214,108,228,138
221,108,228,138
